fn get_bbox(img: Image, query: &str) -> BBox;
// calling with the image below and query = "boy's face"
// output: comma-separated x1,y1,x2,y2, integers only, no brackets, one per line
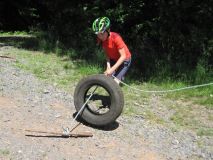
97,31,108,41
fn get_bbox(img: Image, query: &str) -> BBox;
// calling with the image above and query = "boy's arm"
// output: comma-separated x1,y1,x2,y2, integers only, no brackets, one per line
105,48,126,75
103,48,111,69
106,57,111,69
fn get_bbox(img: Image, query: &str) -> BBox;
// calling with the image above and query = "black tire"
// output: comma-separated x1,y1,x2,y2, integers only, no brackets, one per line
74,74,124,127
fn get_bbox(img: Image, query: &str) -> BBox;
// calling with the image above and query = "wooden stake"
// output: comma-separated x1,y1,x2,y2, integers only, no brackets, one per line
25,129,93,138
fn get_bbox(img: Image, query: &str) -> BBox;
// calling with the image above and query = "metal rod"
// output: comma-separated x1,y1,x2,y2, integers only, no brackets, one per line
70,85,98,129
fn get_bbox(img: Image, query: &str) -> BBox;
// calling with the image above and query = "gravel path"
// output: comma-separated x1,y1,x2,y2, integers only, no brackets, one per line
0,46,212,160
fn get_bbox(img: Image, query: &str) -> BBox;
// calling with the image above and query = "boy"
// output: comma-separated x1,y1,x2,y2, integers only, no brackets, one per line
92,17,131,84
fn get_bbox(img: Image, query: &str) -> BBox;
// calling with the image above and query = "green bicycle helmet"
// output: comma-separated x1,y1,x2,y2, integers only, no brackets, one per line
92,17,110,34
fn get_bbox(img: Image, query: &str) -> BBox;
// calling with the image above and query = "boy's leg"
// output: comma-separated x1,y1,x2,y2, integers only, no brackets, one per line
114,58,131,81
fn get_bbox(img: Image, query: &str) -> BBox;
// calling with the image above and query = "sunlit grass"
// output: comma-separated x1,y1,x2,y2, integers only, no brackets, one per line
3,47,101,92
0,149,10,156
143,79,213,108
0,31,31,36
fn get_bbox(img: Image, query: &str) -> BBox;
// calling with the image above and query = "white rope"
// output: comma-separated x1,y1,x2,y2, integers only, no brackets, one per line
112,75,213,93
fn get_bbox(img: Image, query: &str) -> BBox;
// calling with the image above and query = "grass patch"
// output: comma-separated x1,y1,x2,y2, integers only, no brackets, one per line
0,31,30,36
143,109,165,124
0,149,10,156
197,128,213,136
3,48,101,92
169,103,213,136
123,105,139,116
158,81,213,109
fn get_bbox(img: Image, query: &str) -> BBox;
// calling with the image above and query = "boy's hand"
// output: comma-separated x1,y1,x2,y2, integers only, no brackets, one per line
104,68,114,75
107,66,111,70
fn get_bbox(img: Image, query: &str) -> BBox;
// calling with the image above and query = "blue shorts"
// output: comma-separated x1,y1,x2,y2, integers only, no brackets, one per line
110,58,131,81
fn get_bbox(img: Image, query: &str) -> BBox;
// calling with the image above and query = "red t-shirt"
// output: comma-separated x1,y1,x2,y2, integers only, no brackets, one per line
101,32,131,61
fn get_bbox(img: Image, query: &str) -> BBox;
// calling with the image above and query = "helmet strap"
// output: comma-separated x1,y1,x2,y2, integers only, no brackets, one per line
106,29,110,37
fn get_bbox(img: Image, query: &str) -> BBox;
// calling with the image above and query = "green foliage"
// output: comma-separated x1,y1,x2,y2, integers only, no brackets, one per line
0,149,10,156
1,0,213,82
197,128,213,136
0,31,29,36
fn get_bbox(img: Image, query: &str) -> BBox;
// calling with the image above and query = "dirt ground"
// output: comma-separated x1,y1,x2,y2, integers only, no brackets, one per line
0,46,212,160
0,96,165,160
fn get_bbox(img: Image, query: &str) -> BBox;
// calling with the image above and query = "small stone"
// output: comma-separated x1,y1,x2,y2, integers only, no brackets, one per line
18,150,22,153
172,145,179,149
211,153,213,159
43,90,50,94
172,139,179,145
55,114,61,118
201,153,206,158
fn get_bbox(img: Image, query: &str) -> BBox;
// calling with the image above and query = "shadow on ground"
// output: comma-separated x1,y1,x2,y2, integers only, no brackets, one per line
72,112,119,131
0,36,40,51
